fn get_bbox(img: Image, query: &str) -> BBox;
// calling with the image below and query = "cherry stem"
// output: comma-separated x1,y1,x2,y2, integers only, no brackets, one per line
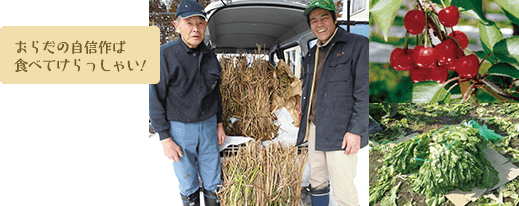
482,78,512,97
404,32,410,50
464,90,477,102
426,8,444,41
479,77,519,102
447,82,459,93
509,79,519,90
468,90,478,102
442,77,461,87
445,35,464,52
424,11,429,47
480,84,519,102
463,83,476,102
440,0,446,8
480,53,492,64
416,0,424,11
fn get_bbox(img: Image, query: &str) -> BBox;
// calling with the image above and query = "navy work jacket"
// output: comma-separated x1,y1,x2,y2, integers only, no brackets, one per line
149,38,223,141
296,27,369,151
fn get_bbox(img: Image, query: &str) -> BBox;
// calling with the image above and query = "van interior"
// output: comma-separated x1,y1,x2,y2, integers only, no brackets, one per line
204,0,368,79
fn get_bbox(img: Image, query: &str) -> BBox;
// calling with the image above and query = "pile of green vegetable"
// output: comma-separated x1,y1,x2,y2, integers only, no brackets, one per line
370,122,500,206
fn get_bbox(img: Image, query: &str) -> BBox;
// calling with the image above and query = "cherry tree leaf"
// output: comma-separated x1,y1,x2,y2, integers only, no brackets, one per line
487,63,519,79
399,81,451,103
493,36,519,64
478,20,504,55
430,0,452,7
370,0,404,41
451,0,487,21
495,0,519,26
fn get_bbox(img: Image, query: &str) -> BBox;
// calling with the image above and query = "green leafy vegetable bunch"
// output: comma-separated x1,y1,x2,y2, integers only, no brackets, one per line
370,123,500,206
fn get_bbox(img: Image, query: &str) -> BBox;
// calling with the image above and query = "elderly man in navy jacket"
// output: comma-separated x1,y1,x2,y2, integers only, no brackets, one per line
149,0,225,205
296,0,369,205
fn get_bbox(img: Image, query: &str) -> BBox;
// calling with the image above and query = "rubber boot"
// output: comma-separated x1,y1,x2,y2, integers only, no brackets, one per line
203,188,220,206
181,189,200,206
310,185,330,206
301,187,312,206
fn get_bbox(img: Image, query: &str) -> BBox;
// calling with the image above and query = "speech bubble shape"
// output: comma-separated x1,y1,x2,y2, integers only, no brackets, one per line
0,26,159,84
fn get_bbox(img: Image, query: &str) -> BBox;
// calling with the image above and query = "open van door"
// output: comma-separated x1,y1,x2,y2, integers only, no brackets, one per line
204,0,310,54
204,0,313,79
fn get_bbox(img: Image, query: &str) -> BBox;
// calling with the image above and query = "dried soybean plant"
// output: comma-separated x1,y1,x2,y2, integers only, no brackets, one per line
220,47,279,141
217,141,308,206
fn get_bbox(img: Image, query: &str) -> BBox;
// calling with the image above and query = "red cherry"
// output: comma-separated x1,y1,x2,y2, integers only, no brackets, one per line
456,46,465,58
410,67,428,83
447,61,457,71
449,31,469,49
430,64,449,83
438,6,460,27
447,48,465,71
455,54,480,78
404,10,426,35
436,39,458,66
410,64,448,83
390,48,415,71
413,45,436,69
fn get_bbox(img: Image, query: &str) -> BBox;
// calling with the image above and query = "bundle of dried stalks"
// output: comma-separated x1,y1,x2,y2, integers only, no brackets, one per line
220,47,279,141
220,47,302,140
217,141,308,206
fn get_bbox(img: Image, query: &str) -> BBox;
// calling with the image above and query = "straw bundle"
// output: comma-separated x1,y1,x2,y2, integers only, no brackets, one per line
220,47,302,140
217,141,308,206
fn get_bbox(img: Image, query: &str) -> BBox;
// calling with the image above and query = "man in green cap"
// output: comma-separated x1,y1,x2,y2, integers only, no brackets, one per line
295,0,369,205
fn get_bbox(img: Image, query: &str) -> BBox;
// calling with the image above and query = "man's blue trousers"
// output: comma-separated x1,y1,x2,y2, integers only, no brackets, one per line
169,115,221,196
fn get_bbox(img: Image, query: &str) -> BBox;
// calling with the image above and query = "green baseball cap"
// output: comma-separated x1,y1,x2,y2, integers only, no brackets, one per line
303,0,336,16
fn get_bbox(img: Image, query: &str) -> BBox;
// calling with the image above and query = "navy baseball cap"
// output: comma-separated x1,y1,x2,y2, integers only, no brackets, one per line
175,0,207,20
